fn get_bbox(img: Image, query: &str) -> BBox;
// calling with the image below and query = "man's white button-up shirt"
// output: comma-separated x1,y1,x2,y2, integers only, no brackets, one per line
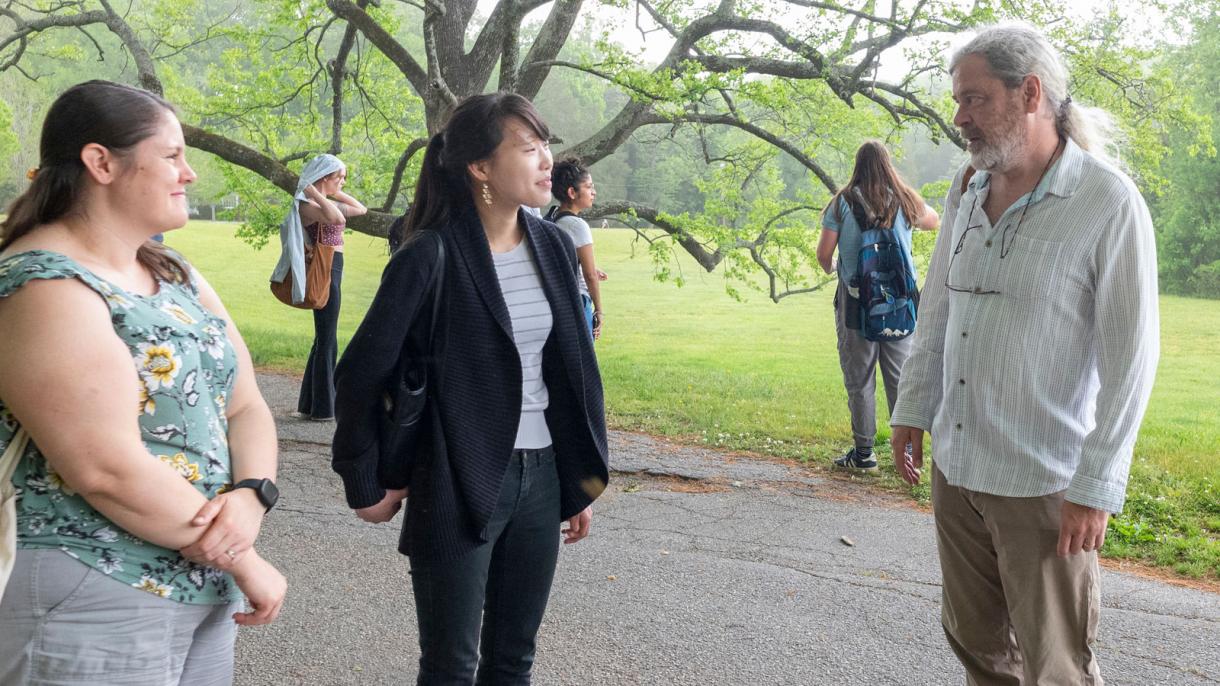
891,138,1160,514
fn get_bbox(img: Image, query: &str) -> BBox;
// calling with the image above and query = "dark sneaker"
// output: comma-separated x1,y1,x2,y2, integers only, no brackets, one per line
833,448,879,473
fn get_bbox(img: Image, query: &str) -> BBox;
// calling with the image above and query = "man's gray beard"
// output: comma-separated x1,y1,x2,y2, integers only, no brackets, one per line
969,131,1024,172
967,101,1028,172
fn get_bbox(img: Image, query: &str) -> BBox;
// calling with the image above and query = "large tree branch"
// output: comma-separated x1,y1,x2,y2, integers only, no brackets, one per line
435,0,477,81
0,8,107,55
382,137,430,212
496,10,521,91
326,0,430,95
329,10,363,154
0,2,163,94
737,204,833,302
561,1,853,165
182,124,297,194
868,81,965,148
95,0,160,93
422,0,459,117
188,121,399,240
462,0,551,93
675,112,838,193
514,0,583,99
584,200,723,271
558,101,664,165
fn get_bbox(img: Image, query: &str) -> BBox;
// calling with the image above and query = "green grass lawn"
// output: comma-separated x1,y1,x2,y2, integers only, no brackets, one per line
167,221,1220,580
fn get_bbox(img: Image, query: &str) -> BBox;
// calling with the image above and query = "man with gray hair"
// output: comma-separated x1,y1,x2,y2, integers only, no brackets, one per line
890,23,1159,684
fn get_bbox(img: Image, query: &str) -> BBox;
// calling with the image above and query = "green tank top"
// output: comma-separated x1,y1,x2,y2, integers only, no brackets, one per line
0,250,240,604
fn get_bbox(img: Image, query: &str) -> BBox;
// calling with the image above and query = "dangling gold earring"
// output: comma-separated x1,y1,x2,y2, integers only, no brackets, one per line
481,182,494,206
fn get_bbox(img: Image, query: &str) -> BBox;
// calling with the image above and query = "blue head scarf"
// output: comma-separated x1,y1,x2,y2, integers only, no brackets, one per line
270,154,346,304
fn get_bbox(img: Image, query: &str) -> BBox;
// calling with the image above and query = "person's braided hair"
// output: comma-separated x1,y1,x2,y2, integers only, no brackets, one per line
551,157,590,204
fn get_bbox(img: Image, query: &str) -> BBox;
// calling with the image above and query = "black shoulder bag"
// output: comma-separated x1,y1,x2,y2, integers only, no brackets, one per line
377,233,445,489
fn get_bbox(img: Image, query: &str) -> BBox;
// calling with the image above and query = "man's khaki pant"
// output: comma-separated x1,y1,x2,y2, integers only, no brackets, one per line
932,466,1103,685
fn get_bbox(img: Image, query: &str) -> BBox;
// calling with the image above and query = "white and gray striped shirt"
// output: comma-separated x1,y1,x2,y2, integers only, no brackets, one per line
492,238,553,449
891,138,1160,513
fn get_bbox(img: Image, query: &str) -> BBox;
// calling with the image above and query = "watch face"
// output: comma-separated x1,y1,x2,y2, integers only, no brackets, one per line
259,479,280,508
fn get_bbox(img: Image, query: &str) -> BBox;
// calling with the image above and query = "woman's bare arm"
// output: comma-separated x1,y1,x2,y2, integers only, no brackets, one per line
301,185,346,225
0,278,216,550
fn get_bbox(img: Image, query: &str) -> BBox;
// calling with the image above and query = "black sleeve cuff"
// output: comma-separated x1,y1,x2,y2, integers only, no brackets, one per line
337,458,386,510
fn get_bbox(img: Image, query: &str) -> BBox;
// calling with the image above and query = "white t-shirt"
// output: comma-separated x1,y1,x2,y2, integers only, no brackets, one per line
554,214,593,296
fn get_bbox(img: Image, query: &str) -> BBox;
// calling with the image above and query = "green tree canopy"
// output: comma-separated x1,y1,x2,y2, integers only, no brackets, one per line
0,0,1211,299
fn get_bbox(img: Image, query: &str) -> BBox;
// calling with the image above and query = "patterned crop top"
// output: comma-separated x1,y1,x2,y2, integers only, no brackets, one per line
306,221,345,247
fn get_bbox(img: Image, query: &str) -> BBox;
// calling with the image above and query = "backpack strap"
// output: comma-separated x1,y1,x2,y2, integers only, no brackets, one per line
846,187,888,230
959,166,978,197
544,206,579,222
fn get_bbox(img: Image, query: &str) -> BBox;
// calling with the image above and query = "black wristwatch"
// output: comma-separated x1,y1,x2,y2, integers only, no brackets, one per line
232,478,279,512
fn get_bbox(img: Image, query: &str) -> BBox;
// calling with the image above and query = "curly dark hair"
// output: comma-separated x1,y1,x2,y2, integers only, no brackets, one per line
550,157,590,204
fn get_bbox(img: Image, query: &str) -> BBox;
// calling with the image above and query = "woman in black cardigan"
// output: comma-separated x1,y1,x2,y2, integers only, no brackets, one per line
331,93,609,685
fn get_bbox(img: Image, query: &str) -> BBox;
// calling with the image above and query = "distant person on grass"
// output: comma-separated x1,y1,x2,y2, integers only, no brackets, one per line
0,80,285,684
331,92,609,684
545,158,607,339
277,154,367,422
890,23,1159,684
817,141,938,472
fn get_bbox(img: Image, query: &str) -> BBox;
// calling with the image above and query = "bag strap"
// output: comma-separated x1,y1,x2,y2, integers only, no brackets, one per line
423,232,445,353
0,428,29,488
959,165,978,197
387,232,446,402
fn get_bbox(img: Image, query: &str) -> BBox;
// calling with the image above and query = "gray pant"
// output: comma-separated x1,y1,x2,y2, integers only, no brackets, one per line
0,549,241,685
834,282,913,449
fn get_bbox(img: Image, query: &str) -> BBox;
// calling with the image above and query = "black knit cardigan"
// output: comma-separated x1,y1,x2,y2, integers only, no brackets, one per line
331,204,610,561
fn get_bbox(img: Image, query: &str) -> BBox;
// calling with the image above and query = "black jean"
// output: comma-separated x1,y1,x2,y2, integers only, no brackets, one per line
409,446,561,686
298,251,343,418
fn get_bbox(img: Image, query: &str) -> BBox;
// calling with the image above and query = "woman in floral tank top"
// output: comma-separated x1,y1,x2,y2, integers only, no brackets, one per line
0,81,286,685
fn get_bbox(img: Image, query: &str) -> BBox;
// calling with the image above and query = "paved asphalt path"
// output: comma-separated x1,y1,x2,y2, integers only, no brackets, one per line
236,373,1219,685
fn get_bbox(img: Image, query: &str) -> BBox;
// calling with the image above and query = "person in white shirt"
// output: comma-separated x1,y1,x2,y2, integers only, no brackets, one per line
546,158,605,339
890,23,1159,685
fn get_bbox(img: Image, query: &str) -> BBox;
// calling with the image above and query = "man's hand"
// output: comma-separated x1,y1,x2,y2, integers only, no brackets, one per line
1057,501,1109,557
563,506,592,544
890,425,925,485
181,488,266,569
355,488,408,523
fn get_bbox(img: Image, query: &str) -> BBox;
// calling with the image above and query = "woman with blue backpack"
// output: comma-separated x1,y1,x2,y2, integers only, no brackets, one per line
817,141,939,472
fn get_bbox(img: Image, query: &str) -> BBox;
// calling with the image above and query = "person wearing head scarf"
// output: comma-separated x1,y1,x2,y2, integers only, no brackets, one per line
272,154,366,421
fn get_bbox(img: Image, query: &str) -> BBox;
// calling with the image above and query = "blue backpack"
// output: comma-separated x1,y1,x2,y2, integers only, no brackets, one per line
848,199,919,342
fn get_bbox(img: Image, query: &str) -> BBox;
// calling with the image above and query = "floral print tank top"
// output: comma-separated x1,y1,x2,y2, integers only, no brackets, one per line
0,250,240,604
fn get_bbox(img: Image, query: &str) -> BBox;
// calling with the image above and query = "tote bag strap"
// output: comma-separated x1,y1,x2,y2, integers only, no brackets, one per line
0,428,28,489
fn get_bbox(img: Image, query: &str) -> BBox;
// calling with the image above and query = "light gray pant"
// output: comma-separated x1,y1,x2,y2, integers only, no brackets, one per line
0,549,241,686
834,282,913,449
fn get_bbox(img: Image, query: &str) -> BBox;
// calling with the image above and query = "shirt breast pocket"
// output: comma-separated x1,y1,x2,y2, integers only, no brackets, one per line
947,229,988,290
998,234,1072,301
